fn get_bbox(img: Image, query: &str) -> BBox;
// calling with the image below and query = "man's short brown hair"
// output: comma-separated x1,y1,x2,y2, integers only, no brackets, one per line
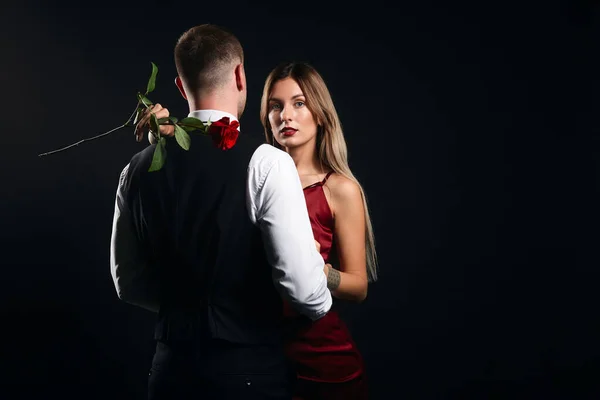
174,24,244,93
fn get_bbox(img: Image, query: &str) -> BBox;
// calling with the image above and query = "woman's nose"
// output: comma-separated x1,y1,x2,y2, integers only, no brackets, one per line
280,105,293,121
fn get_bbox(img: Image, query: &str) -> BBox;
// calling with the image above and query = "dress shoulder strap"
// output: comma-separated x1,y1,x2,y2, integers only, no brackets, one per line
321,171,334,185
303,171,335,190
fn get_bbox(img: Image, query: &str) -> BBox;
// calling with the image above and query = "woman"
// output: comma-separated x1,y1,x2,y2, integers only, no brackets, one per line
260,61,378,399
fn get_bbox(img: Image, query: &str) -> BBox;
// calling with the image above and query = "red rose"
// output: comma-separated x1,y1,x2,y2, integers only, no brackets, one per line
206,117,240,150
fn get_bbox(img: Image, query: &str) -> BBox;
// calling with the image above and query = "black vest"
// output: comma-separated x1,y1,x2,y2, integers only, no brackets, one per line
122,132,284,345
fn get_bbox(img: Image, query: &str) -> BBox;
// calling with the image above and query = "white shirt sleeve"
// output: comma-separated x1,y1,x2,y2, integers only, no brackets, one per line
247,144,332,321
109,163,159,313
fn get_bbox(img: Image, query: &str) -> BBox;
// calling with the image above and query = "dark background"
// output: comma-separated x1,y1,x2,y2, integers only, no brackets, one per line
1,0,597,398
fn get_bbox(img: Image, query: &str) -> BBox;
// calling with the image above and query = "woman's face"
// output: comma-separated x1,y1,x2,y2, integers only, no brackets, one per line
268,77,318,150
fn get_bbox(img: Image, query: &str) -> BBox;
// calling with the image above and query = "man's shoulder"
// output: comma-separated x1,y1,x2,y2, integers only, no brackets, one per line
122,144,154,167
117,145,156,185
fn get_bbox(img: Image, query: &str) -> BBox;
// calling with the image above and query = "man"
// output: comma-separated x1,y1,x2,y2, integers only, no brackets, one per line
110,24,332,399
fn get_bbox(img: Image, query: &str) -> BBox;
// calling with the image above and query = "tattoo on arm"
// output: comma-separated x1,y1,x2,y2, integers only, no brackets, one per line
326,267,341,290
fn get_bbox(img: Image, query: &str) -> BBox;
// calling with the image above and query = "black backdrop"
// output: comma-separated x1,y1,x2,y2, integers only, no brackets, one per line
1,1,597,398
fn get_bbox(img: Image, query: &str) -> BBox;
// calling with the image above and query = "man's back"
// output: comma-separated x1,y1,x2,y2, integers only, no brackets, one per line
120,131,284,344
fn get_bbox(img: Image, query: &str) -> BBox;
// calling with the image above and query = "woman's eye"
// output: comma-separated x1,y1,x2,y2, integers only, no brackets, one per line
270,103,281,110
295,101,305,107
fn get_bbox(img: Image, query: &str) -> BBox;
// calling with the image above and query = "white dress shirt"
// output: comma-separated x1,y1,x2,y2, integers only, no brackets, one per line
110,109,332,321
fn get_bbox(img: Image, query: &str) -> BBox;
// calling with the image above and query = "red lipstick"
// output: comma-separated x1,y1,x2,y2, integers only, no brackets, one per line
281,127,297,137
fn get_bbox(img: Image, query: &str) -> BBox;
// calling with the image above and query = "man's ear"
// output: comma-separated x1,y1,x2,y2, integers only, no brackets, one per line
175,76,188,100
234,63,246,92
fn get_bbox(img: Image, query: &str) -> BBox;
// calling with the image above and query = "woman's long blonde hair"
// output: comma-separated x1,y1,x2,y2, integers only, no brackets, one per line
260,62,378,282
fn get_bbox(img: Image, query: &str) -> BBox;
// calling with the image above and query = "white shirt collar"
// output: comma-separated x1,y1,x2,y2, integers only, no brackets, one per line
188,109,240,131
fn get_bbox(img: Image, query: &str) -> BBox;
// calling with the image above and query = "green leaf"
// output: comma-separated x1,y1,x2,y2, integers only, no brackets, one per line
137,92,153,107
146,62,158,94
150,113,160,138
148,139,166,172
179,117,206,132
169,116,178,124
174,124,191,150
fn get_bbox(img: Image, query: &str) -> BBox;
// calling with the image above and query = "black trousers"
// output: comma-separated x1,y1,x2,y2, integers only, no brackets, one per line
147,338,295,400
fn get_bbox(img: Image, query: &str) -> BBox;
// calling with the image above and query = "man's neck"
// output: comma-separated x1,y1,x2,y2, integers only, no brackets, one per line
188,96,238,119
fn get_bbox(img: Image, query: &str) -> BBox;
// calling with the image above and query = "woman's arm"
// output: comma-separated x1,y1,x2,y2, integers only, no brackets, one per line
325,176,369,302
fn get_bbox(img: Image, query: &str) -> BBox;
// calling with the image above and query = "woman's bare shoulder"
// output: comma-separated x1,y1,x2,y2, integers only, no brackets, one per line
327,173,362,203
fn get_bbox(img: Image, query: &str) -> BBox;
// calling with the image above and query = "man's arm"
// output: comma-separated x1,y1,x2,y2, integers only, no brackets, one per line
247,145,332,321
110,164,159,313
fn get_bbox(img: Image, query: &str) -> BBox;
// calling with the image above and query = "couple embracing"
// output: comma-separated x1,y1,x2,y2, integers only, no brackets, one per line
110,23,377,400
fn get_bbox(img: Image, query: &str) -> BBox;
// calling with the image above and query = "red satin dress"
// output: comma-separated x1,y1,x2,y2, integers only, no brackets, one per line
283,171,368,399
